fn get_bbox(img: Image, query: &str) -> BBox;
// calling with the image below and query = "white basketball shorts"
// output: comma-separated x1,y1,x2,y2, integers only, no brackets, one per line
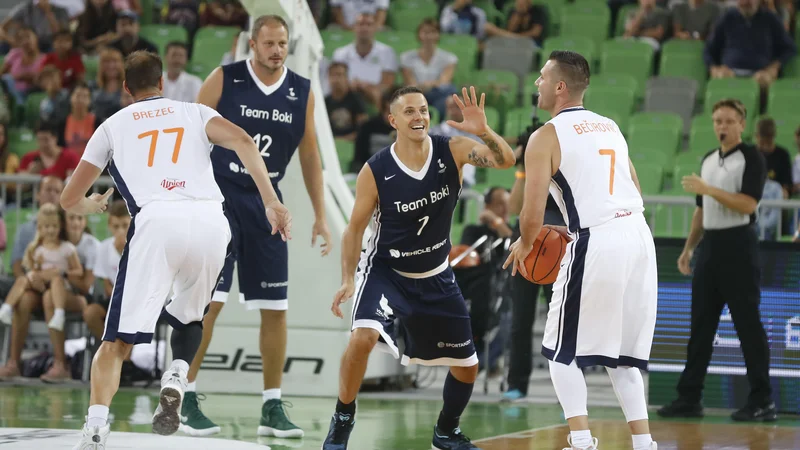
102,200,231,345
541,212,657,370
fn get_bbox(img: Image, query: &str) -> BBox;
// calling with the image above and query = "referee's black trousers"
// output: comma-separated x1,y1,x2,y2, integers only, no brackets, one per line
507,274,553,394
677,225,773,407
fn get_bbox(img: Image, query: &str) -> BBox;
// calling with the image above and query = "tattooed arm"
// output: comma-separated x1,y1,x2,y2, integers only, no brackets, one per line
449,129,516,170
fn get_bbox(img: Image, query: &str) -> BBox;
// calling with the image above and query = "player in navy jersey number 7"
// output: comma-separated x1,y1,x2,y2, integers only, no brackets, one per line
181,15,331,439
322,86,515,450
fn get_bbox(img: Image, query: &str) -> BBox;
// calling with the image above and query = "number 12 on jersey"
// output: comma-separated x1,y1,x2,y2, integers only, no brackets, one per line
253,133,273,157
599,149,616,195
138,128,184,167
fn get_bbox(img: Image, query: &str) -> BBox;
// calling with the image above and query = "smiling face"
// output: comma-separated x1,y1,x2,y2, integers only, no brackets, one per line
389,93,430,142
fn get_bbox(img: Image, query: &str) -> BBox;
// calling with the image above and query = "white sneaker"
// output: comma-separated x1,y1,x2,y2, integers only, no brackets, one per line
152,367,188,436
650,442,658,449
0,304,13,326
563,436,599,450
73,422,110,449
48,314,65,331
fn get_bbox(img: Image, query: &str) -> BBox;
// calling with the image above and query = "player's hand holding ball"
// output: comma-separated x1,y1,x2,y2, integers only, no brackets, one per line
265,199,293,242
331,281,355,319
504,237,534,279
504,226,569,284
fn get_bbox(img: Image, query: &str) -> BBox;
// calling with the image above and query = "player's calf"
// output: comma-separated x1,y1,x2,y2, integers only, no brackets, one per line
432,365,481,450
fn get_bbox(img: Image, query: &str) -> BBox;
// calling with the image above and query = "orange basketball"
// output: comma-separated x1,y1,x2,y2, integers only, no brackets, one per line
522,228,568,285
449,244,481,269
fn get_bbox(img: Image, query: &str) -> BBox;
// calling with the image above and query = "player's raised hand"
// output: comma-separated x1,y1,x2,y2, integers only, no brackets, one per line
446,86,488,136
312,220,333,256
265,200,293,242
331,281,355,319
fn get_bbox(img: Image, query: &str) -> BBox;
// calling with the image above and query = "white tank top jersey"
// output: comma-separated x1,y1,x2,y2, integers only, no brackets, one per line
81,97,225,212
546,107,644,232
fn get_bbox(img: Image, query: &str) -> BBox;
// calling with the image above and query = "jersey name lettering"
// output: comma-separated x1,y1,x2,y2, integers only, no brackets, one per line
394,185,450,212
572,120,619,135
133,107,175,121
239,105,293,124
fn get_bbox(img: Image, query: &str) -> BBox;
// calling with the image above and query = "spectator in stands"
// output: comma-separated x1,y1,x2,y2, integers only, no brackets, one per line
332,12,398,107
350,88,394,172
85,200,129,340
400,18,458,117
430,95,481,187
704,0,797,89
755,117,792,197
0,20,23,56
0,176,64,380
758,179,783,240
0,123,21,180
37,65,71,130
108,10,157,58
623,0,671,50
3,0,70,52
440,0,487,40
50,0,88,19
329,0,389,30
113,0,142,15
18,121,79,181
0,27,45,105
325,62,368,141
90,47,124,123
162,42,202,103
671,0,721,41
503,0,548,46
761,0,794,32
39,30,85,90
792,125,800,194
164,0,202,35
75,0,119,54
220,33,239,66
201,0,249,28
63,83,96,157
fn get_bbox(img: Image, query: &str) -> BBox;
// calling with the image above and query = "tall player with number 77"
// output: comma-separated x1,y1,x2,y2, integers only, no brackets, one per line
504,51,658,450
181,14,331,439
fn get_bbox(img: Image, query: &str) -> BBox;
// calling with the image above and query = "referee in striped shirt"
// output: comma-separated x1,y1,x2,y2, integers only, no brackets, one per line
657,99,776,422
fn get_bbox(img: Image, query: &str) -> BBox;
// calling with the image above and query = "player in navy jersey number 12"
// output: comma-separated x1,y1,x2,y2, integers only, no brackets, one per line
323,86,515,450
180,15,331,439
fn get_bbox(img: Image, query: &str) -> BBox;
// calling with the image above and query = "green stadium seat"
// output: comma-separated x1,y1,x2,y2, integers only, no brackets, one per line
599,40,655,100
187,60,214,80
653,203,693,237
335,139,355,173
688,115,718,153
559,14,610,46
390,8,437,33
484,106,501,132
628,124,681,155
439,34,479,72
766,114,800,149
541,36,596,66
591,73,638,96
673,164,699,187
767,79,800,116
634,162,664,194
83,56,99,81
23,92,46,129
193,26,240,65
674,150,708,171
534,0,563,35
7,127,37,157
472,70,518,111
630,148,674,168
376,31,417,56
783,56,800,78
584,86,635,119
486,166,517,189
628,112,683,151
614,4,638,37
139,24,188,55
321,29,354,58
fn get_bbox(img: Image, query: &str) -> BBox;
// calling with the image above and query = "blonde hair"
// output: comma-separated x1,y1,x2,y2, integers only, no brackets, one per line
22,204,67,271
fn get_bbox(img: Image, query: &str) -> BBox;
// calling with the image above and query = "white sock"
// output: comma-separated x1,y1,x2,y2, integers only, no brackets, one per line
87,405,109,427
53,308,65,319
570,429,593,449
548,360,588,419
606,366,649,422
632,434,653,450
0,303,11,314
187,381,197,392
262,388,281,402
170,359,190,376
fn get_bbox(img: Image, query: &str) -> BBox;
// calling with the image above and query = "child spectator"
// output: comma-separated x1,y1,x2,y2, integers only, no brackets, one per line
63,83,96,157
38,30,85,90
38,65,71,131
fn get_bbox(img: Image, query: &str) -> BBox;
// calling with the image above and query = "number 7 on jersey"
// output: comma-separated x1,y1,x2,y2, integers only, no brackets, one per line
599,149,615,195
138,128,185,167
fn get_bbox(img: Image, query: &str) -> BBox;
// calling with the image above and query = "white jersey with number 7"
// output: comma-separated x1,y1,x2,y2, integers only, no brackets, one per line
546,107,644,233
81,96,225,213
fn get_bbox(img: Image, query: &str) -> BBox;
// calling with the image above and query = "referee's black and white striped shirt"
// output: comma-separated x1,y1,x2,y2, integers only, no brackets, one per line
696,143,767,230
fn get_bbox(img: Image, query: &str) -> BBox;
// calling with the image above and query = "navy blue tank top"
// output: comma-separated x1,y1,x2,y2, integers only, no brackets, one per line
365,135,461,274
211,61,310,191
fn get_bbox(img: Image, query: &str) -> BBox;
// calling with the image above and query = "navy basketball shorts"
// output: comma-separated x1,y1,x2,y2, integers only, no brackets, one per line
213,183,288,311
351,258,479,367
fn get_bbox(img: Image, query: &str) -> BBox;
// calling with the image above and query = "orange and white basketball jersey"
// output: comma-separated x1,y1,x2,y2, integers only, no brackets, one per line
546,107,644,232
82,97,224,213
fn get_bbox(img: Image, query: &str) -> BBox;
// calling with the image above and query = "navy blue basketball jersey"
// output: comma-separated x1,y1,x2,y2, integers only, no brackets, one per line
211,60,310,190
365,135,461,274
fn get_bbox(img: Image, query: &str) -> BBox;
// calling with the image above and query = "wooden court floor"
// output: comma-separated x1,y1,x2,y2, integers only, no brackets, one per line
0,385,797,449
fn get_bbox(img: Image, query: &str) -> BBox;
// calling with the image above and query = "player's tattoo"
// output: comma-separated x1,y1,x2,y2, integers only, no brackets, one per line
468,148,495,168
479,133,506,166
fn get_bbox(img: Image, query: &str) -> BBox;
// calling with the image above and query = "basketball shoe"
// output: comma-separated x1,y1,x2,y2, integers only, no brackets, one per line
563,436,599,450
257,399,304,438
152,364,188,436
432,425,482,449
72,422,110,449
321,412,355,449
179,392,221,436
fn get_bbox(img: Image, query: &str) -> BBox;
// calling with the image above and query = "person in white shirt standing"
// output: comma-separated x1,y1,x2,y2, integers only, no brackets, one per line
504,51,658,450
162,42,203,103
60,50,292,450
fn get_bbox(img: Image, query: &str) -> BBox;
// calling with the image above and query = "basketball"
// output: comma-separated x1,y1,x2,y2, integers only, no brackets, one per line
521,228,568,285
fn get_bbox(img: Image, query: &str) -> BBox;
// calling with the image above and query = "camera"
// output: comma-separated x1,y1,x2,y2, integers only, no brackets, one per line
516,92,545,167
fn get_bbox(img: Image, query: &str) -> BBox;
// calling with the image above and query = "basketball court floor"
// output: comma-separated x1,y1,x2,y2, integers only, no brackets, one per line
0,371,798,449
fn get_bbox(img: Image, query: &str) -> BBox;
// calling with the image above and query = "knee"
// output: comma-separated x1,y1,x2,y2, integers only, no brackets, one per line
348,328,379,355
17,292,40,315
83,304,106,324
261,308,286,324
98,339,132,357
450,364,479,384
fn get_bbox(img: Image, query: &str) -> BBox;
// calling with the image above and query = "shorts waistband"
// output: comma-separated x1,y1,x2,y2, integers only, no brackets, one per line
392,259,449,279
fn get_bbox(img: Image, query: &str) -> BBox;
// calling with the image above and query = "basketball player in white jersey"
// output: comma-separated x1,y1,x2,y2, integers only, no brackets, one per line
504,51,658,450
60,51,292,450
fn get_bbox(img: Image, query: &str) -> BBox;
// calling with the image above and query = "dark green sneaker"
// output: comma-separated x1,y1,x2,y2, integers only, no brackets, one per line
179,392,221,436
257,399,304,438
